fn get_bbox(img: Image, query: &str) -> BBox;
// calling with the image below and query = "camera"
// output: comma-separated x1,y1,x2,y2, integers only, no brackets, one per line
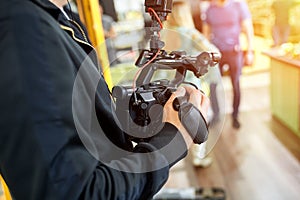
112,0,220,141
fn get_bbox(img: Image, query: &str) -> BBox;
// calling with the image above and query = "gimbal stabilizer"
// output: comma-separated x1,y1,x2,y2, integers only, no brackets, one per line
112,0,220,143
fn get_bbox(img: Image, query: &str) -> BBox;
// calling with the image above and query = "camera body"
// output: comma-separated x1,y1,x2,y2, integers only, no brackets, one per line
112,51,220,140
112,0,220,140
112,77,174,139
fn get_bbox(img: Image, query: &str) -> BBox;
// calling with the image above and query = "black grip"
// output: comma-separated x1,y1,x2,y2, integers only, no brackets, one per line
178,103,209,144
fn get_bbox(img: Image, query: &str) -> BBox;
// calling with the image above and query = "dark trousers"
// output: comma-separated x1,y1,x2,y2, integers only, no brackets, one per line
210,50,243,119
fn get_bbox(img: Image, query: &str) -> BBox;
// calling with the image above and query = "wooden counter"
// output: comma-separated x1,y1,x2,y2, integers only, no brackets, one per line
263,49,300,137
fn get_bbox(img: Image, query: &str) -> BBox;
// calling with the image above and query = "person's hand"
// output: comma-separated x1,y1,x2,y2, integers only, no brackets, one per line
163,86,210,147
184,86,210,122
244,51,255,66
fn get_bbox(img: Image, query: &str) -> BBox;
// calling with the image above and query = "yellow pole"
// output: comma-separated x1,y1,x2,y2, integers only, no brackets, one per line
76,0,113,90
0,175,12,200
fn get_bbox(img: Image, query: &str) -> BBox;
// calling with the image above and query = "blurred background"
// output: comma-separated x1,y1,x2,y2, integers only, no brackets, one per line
1,0,300,199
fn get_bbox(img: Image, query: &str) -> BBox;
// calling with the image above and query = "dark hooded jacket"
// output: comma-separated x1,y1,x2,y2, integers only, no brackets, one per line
0,0,188,199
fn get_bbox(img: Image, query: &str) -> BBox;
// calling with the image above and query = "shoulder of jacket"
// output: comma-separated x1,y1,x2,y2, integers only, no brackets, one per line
5,1,48,21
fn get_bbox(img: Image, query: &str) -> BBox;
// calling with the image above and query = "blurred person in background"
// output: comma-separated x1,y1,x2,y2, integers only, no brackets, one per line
202,0,254,129
163,0,222,167
271,0,298,47
0,0,211,199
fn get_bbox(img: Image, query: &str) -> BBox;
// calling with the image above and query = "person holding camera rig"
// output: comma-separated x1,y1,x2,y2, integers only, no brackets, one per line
0,0,211,199
203,0,254,129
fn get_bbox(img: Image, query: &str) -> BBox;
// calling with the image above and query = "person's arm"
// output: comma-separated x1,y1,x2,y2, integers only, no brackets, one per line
240,2,255,65
241,18,254,54
202,22,212,42
241,18,254,65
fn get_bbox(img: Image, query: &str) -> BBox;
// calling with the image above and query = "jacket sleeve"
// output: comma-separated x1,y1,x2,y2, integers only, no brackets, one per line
0,3,66,200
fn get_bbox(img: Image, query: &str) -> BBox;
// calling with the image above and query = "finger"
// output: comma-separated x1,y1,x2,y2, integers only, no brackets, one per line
182,85,196,95
183,85,208,106
163,87,186,122
200,95,210,120
200,93,210,106
186,88,210,122
188,89,202,108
